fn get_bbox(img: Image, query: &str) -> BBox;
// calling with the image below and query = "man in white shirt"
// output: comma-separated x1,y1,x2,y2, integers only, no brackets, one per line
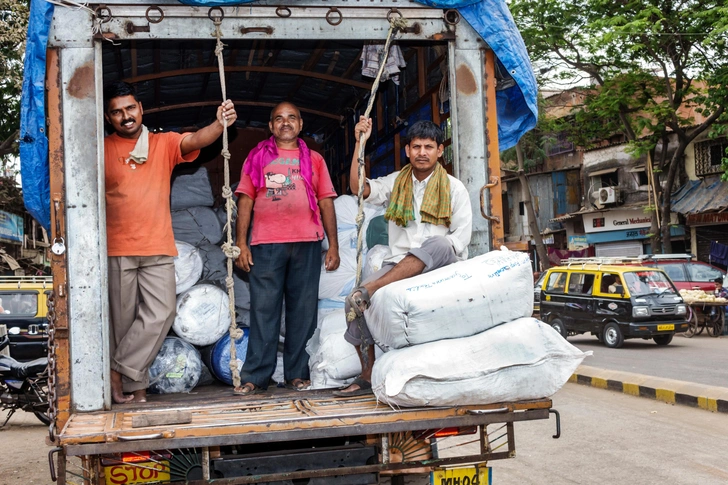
334,117,472,396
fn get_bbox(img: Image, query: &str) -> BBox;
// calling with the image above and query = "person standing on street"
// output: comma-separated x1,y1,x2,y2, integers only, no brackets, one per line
104,81,237,404
234,102,340,395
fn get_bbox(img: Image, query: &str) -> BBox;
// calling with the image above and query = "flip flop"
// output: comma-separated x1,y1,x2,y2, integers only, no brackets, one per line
346,286,371,318
233,382,262,396
332,376,373,397
285,378,311,391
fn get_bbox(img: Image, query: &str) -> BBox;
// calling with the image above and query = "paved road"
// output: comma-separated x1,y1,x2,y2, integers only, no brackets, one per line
4,383,728,485
567,332,727,388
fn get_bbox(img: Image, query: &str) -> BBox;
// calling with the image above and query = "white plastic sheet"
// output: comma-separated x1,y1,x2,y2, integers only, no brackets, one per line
362,244,391,281
371,317,589,407
173,241,203,295
366,248,534,350
173,284,231,346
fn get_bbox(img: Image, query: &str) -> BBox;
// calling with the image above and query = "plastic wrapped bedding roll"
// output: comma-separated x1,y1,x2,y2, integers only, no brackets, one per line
210,328,249,386
148,337,203,394
174,241,203,294
173,284,231,346
172,206,224,246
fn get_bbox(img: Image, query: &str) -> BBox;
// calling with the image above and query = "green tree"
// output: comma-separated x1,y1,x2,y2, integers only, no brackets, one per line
510,0,728,253
0,0,29,169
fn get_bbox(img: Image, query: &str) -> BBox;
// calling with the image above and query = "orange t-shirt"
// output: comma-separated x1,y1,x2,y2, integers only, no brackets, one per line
104,131,199,257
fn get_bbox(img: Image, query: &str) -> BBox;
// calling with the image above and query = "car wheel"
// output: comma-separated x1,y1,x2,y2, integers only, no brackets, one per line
602,322,624,348
653,334,673,346
550,318,567,338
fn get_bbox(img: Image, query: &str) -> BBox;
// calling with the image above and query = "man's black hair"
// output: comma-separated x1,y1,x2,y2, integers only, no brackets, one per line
404,120,444,146
715,277,724,285
103,81,139,112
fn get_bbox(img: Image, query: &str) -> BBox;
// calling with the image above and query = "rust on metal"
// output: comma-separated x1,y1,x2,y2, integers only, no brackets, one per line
455,64,477,95
483,49,504,249
66,62,94,99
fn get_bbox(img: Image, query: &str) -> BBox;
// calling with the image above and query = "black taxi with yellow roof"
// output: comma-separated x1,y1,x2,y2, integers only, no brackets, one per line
538,258,689,348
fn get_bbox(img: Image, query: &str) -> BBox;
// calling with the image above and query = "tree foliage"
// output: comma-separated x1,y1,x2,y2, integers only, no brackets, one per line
510,0,728,252
0,0,29,169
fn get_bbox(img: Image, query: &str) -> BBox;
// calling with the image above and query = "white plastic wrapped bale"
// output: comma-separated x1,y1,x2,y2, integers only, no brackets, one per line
318,195,385,302
148,337,203,394
174,241,203,294
173,284,231,346
172,206,224,246
362,244,391,281
371,317,589,407
170,166,215,210
307,309,383,388
366,248,534,351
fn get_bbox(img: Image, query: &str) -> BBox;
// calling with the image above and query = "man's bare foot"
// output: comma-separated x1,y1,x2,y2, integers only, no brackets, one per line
333,376,372,397
111,370,133,404
131,390,147,403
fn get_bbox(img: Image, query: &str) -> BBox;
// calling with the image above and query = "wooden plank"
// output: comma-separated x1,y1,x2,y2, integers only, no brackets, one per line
132,411,193,428
483,49,504,249
417,47,427,97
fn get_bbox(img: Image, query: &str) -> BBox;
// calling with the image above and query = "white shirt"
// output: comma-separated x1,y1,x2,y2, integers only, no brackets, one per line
366,170,472,264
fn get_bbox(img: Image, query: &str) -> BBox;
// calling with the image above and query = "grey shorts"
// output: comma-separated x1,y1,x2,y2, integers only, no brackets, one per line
344,235,458,346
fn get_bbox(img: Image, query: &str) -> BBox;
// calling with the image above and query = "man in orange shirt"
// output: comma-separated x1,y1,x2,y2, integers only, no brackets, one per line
104,81,236,404
234,102,339,395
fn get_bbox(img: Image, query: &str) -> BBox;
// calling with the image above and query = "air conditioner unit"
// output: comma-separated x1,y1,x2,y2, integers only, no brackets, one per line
598,187,619,204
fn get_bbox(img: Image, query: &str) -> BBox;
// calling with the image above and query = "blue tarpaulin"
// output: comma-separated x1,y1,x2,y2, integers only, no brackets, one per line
20,0,537,231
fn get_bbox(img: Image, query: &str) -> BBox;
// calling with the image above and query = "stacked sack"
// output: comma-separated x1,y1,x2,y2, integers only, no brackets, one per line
150,166,254,393
365,248,589,406
308,195,387,389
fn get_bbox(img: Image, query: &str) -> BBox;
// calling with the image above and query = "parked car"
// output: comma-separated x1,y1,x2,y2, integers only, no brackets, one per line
539,263,690,348
637,254,726,291
533,272,546,316
0,276,51,361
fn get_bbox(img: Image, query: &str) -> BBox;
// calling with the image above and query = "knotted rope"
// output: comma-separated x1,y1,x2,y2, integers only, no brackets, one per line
347,17,407,371
211,16,244,390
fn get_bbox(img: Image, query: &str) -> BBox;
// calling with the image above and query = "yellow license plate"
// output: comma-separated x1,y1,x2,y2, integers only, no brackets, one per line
431,466,491,485
657,324,674,331
104,460,170,485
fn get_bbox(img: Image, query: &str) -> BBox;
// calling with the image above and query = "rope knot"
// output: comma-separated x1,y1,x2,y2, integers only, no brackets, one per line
221,185,233,199
225,275,235,290
221,148,231,159
222,242,241,260
229,327,243,340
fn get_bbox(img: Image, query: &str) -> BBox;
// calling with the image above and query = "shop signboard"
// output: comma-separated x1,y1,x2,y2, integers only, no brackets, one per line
568,235,589,250
583,209,653,234
0,210,23,244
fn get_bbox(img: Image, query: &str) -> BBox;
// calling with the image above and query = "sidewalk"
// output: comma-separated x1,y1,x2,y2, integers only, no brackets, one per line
571,365,728,413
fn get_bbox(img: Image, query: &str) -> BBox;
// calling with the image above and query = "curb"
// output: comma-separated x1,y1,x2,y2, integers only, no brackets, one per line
570,365,728,413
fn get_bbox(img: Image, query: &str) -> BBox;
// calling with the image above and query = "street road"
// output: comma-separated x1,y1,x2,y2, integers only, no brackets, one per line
3,383,728,485
568,332,727,388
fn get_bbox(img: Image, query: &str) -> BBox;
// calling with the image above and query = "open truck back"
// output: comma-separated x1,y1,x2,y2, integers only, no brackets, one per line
23,1,555,483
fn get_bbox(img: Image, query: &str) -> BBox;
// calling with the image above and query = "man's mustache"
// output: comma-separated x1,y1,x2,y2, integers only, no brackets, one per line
121,118,136,125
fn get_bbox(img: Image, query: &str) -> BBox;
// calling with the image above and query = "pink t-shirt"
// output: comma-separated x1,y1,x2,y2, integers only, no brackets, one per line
236,148,337,245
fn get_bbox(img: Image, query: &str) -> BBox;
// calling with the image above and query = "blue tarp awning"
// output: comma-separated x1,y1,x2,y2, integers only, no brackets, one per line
20,0,537,231
671,176,728,215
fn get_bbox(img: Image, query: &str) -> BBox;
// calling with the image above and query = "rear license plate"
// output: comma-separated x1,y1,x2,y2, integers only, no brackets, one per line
431,466,491,485
657,324,674,331
104,460,170,485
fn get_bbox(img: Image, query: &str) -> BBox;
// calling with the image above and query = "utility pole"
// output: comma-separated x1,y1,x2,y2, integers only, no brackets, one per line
516,142,550,271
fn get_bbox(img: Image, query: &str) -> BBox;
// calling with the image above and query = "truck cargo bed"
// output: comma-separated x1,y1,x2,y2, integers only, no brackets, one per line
59,383,552,456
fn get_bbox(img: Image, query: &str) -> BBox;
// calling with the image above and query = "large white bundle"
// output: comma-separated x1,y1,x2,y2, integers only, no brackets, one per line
174,241,203,294
319,196,385,301
366,248,534,350
173,284,231,346
307,309,383,385
362,244,391,281
372,318,589,407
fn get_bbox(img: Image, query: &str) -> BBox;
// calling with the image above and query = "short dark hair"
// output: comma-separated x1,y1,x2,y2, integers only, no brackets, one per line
405,120,444,146
103,81,139,112
715,277,723,284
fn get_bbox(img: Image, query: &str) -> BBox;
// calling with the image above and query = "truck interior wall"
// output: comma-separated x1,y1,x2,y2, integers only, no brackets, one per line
102,39,448,199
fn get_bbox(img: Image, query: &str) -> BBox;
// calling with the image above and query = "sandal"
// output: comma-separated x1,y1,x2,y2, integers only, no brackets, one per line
346,286,371,318
233,382,262,396
285,378,311,391
332,376,373,397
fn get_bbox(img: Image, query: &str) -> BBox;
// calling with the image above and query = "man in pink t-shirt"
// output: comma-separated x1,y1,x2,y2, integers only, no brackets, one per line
233,102,339,395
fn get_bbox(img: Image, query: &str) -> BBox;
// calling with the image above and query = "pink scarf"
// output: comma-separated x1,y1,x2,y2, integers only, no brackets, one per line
243,136,319,224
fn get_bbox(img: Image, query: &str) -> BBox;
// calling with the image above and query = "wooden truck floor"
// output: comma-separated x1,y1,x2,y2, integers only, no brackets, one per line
58,383,553,456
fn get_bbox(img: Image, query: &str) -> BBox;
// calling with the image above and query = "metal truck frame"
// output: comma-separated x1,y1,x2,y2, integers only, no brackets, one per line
41,2,554,483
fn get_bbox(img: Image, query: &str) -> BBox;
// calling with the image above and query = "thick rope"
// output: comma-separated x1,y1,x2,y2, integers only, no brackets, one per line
347,18,407,368
212,18,244,390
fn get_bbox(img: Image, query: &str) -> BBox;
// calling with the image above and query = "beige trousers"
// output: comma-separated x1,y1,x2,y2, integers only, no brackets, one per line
108,256,176,392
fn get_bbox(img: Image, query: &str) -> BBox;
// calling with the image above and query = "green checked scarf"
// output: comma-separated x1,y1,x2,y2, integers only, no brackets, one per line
384,163,452,227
